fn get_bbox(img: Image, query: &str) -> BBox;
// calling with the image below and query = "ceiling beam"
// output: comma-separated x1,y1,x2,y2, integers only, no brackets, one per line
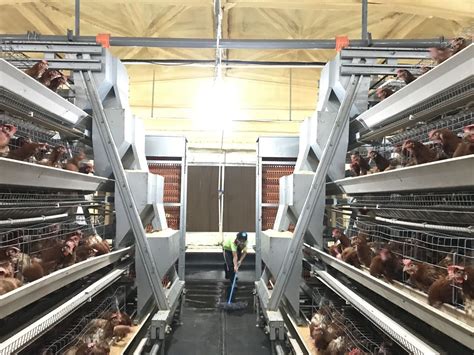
0,34,447,48
142,117,302,133
0,0,211,5
17,3,64,35
222,1,472,21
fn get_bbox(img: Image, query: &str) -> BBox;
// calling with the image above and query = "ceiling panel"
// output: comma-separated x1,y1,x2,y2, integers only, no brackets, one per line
0,0,472,149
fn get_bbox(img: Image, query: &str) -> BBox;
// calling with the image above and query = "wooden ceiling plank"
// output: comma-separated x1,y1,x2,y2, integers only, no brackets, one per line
18,3,64,35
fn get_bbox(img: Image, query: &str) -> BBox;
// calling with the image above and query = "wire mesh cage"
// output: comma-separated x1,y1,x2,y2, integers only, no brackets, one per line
388,110,474,146
0,215,109,281
0,41,72,96
41,286,129,355
299,281,401,354
0,191,101,220
345,192,474,226
0,42,31,63
0,111,90,166
336,219,471,312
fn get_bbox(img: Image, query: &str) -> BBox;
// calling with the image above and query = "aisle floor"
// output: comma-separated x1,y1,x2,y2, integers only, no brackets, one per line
165,267,272,355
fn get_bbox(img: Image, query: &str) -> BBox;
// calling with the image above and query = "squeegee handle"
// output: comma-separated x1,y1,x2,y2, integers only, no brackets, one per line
227,272,238,304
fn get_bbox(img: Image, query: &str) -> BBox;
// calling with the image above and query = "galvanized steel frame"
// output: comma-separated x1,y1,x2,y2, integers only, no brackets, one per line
266,74,362,311
81,70,169,310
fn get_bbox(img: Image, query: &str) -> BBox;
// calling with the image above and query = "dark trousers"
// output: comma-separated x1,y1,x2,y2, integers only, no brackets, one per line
223,249,241,301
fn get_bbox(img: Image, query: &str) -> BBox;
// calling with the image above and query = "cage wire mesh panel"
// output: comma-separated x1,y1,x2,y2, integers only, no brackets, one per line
0,111,92,165
341,192,474,225
1,42,76,99
40,286,128,355
299,280,405,354
334,219,470,312
388,111,474,146
0,214,109,280
0,191,101,219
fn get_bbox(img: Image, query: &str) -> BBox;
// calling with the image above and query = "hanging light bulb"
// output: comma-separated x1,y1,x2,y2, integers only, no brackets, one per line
192,76,241,131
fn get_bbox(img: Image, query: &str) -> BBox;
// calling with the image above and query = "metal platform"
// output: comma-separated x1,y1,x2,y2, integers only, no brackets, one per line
311,248,474,349
0,266,127,355
356,44,473,140
0,247,130,319
0,158,111,191
0,58,88,125
334,155,474,194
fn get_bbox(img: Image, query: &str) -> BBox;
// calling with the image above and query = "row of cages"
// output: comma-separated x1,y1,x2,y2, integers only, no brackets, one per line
261,164,295,204
336,44,474,324
0,113,94,173
341,191,474,226
0,192,113,295
1,59,100,298
325,216,473,315
0,55,187,355
346,111,473,178
300,278,406,355
24,285,136,355
346,40,473,176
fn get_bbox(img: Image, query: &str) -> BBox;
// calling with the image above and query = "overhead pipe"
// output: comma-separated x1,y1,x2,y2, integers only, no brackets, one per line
121,58,326,68
375,216,473,235
0,34,446,49
361,0,369,42
75,0,80,37
0,213,68,226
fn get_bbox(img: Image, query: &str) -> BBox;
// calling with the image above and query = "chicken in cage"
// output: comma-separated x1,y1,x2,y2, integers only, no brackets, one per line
0,216,111,295
37,287,134,355
346,117,473,177
326,220,473,315
300,282,403,355
0,115,95,173
388,110,474,147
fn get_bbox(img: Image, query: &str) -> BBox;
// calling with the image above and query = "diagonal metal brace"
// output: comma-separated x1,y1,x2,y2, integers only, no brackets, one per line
267,74,362,311
81,71,169,310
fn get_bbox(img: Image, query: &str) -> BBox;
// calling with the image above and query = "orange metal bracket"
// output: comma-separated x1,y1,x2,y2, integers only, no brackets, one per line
335,36,349,52
96,33,111,48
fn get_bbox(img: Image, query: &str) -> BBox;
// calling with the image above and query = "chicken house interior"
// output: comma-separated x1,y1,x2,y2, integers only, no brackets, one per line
0,2,473,355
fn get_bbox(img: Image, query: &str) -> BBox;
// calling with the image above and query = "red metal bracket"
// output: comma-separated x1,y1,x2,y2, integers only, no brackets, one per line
96,33,111,48
335,35,349,52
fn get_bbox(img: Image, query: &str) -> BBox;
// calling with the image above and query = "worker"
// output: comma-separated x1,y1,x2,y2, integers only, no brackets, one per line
223,231,248,299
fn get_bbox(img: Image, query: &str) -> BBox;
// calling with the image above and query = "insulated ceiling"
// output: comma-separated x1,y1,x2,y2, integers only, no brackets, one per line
0,0,472,149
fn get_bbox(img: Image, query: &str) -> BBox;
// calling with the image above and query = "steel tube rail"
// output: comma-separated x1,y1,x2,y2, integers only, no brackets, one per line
122,59,326,68
0,213,68,226
375,216,474,234
0,34,446,49
75,0,80,37
361,0,368,41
